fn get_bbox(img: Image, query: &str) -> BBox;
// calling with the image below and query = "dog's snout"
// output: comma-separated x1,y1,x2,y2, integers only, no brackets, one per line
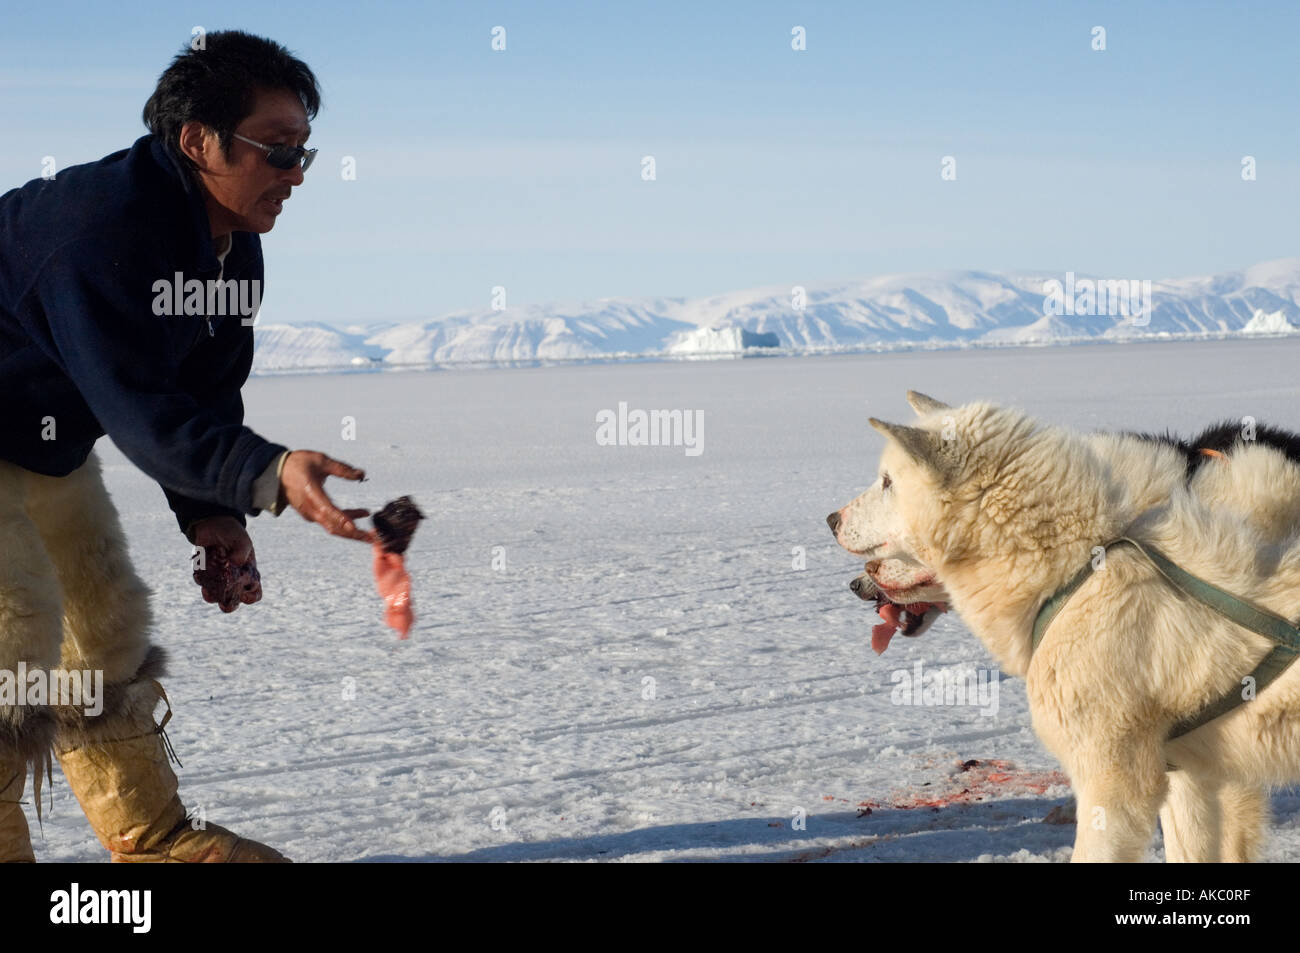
849,575,864,595
826,511,841,534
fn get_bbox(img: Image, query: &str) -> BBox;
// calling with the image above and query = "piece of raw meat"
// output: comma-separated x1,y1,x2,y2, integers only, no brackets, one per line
870,598,946,654
193,546,262,613
371,497,425,638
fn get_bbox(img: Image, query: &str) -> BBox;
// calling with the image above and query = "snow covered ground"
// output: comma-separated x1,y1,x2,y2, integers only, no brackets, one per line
31,336,1300,862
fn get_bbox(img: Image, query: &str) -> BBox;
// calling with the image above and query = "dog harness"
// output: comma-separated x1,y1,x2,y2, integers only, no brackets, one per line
1032,536,1300,740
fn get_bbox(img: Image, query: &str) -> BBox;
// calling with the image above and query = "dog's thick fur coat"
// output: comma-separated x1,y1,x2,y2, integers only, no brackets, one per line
831,392,1300,862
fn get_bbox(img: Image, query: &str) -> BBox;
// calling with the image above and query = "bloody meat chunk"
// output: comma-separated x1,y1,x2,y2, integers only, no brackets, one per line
371,497,424,638
193,546,262,613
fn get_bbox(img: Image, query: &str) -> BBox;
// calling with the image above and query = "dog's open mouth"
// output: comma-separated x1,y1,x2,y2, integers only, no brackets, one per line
850,571,948,654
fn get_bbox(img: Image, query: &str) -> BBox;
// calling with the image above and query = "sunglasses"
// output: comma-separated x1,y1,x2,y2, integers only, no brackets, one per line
232,133,317,172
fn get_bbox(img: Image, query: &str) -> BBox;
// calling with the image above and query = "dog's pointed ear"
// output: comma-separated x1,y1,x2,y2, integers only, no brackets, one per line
869,417,955,482
906,390,950,415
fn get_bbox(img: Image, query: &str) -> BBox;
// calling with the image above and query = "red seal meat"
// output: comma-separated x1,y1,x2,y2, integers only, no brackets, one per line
370,496,424,638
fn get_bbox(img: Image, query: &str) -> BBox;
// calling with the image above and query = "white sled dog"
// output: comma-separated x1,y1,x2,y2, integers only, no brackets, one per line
828,390,1300,862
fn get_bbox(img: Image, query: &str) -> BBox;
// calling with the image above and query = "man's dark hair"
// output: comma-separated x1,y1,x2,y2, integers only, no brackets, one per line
142,30,321,170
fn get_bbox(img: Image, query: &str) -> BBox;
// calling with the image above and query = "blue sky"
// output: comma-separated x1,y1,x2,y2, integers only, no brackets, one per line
2,0,1297,327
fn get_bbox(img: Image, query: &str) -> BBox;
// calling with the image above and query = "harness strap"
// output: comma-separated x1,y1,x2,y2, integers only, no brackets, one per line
1032,558,1097,653
1169,644,1299,739
1032,536,1300,741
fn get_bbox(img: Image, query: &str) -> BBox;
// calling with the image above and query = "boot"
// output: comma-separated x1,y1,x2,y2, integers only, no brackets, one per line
0,755,34,863
0,708,52,863
55,676,289,863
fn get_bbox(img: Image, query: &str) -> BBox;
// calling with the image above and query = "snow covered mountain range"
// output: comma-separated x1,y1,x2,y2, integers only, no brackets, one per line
250,258,1300,373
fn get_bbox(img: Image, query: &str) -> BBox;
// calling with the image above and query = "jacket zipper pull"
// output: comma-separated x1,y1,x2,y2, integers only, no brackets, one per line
206,316,215,337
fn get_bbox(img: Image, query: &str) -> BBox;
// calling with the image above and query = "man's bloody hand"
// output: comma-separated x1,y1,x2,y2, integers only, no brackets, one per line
280,450,377,544
191,515,262,612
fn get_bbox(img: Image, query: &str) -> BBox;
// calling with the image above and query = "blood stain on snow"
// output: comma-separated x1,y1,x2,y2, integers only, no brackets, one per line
848,759,1069,817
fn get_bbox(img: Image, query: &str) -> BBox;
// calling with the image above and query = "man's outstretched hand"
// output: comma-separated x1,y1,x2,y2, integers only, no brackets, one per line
280,450,377,544
191,515,262,612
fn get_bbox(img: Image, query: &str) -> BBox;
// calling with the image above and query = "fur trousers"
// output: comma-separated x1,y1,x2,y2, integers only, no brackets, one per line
0,450,156,790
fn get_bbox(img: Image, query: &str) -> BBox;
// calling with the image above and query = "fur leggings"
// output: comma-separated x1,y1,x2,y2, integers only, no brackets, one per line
0,450,154,769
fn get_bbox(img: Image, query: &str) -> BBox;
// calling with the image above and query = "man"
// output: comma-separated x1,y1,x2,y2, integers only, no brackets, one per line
0,32,372,862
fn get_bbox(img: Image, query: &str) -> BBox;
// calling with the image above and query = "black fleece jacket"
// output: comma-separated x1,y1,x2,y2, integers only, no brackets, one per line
0,133,287,539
